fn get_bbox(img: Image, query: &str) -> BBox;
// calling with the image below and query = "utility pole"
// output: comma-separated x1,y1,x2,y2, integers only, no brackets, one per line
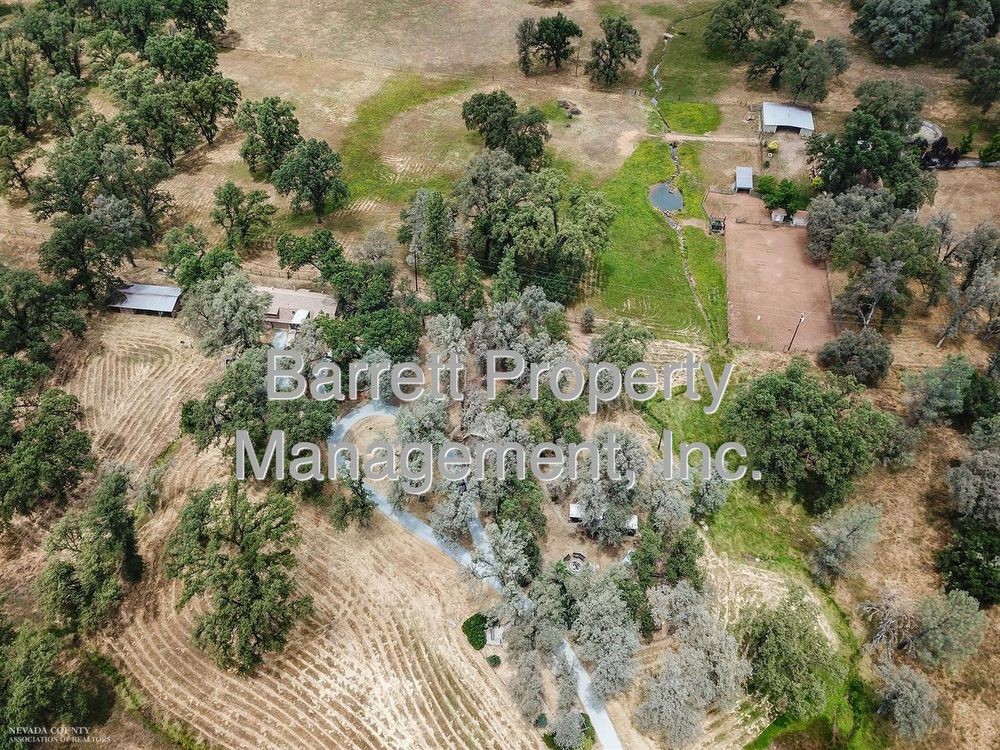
785,313,805,352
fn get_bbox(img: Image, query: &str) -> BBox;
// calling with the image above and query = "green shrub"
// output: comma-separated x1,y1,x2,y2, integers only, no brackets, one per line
938,520,1000,606
980,131,1000,165
486,654,501,668
817,329,893,386
755,175,809,214
461,613,487,650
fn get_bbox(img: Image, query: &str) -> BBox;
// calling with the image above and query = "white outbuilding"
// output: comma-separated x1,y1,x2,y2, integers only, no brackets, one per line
761,102,815,136
734,166,753,192
107,283,182,317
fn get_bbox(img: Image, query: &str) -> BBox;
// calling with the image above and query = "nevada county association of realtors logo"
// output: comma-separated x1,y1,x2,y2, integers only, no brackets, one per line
6,726,112,744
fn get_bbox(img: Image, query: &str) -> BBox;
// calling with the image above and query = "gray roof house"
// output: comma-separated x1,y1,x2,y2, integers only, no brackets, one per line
761,102,815,136
107,284,182,316
256,286,338,331
734,166,753,192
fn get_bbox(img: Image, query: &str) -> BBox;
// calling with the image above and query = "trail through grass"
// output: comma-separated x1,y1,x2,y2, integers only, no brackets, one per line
683,227,727,341
675,142,707,220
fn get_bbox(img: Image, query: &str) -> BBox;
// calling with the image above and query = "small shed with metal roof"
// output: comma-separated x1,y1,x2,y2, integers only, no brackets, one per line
734,166,754,192
107,284,183,317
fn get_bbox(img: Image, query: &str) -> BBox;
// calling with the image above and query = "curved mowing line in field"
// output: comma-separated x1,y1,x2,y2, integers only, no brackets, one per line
330,401,626,750
340,73,473,202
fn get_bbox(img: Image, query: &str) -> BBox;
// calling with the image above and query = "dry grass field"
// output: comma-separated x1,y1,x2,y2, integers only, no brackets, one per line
109,445,543,750
53,316,223,472
923,168,1000,232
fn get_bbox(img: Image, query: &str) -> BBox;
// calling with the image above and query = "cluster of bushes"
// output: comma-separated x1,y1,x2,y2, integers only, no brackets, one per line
818,329,894,386
754,175,809,215
462,613,488,650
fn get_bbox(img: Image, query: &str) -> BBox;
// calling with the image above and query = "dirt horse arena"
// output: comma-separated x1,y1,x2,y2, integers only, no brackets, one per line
708,192,836,352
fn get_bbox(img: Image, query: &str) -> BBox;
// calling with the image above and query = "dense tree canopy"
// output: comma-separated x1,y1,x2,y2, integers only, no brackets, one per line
162,223,239,289
704,0,782,58
585,15,642,86
0,266,85,362
852,0,934,59
854,79,928,136
144,30,217,81
817,329,894,386
0,388,94,524
38,472,142,631
906,588,987,667
574,573,640,699
167,0,229,41
937,520,1000,606
0,125,38,196
534,12,582,69
461,91,551,170
165,480,312,674
724,359,897,512
181,347,336,451
739,590,843,719
236,96,302,177
211,180,277,252
874,659,941,741
271,138,349,221
959,39,1000,113
807,113,937,209
0,619,88,737
454,150,614,302
179,267,270,356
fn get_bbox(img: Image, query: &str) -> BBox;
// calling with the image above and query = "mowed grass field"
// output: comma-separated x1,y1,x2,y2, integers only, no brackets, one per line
642,1,729,134
341,74,474,201
598,140,709,338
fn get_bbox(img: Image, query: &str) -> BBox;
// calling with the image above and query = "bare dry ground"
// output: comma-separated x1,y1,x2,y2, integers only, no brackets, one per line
0,198,48,272
708,192,836,351
922,168,1000,232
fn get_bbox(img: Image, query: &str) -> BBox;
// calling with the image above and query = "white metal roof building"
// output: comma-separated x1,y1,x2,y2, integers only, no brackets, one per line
734,166,753,192
107,284,183,316
761,102,815,136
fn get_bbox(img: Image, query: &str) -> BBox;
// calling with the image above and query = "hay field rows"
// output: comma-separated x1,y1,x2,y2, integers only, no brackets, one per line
110,496,541,750
54,317,222,472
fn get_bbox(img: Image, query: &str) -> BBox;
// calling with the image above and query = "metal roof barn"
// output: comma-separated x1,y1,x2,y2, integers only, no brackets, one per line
107,284,183,316
735,166,754,192
761,102,815,135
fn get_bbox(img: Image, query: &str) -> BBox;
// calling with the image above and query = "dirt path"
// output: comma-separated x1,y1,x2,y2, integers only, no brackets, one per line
331,402,625,750
653,133,761,145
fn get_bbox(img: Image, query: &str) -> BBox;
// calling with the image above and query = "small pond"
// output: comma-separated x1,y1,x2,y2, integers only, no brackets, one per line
648,182,684,212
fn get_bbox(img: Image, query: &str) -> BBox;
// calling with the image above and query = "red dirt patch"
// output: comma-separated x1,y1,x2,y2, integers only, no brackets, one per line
708,192,835,351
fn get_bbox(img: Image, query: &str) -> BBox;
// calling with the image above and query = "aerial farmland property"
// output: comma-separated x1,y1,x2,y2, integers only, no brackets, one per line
1,0,999,749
